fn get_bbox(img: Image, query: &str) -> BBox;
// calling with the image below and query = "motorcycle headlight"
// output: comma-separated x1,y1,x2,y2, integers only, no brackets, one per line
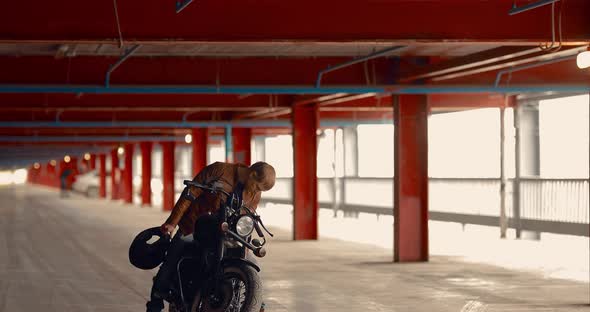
236,216,254,236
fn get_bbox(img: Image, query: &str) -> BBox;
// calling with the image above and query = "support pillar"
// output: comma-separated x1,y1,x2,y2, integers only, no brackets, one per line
343,127,359,177
123,144,134,204
89,154,97,170
292,104,319,240
225,125,233,163
110,149,119,200
232,127,252,165
99,154,106,198
500,106,508,238
393,95,429,262
27,165,33,183
140,142,152,206
192,128,208,176
514,101,541,239
46,161,57,188
254,136,266,162
162,142,175,211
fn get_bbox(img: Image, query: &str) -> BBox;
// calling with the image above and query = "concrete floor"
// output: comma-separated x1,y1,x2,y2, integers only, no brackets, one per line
0,185,588,312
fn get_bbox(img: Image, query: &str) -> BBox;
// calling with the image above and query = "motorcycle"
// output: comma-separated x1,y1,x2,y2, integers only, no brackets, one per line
167,180,273,312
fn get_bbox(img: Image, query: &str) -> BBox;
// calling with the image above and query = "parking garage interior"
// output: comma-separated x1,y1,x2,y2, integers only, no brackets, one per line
0,0,589,311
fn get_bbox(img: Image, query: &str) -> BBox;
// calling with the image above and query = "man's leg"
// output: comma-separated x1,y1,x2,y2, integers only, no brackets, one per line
146,234,187,312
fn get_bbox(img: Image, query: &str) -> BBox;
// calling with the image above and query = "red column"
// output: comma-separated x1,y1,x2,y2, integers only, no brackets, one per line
192,128,208,176
292,104,319,240
110,149,119,200
140,142,152,206
393,95,429,262
70,157,79,176
162,142,175,211
232,127,252,165
123,144,134,204
27,165,33,183
89,154,97,170
99,154,106,198
46,162,57,187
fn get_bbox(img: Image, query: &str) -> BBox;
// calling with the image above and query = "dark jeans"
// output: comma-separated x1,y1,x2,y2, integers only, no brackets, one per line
146,233,191,312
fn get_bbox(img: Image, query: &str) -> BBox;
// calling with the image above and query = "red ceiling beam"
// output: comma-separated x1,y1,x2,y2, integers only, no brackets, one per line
0,53,585,90
1,1,589,43
0,56,389,86
428,94,515,109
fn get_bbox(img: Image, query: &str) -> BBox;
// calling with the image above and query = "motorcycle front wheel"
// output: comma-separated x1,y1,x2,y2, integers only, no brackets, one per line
191,264,262,312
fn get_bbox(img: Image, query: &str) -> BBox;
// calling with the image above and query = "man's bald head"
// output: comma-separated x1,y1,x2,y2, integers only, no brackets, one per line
249,162,276,192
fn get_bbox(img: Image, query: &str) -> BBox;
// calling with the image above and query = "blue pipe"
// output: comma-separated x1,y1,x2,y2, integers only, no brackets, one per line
316,46,404,88
508,0,559,15
494,54,577,87
0,84,587,95
176,0,195,13
224,125,233,162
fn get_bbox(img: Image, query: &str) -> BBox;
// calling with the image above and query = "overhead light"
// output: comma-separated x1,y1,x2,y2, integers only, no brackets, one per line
576,47,590,69
50,160,57,166
184,134,193,144
64,155,71,163
33,163,40,169
117,146,125,155
84,153,91,161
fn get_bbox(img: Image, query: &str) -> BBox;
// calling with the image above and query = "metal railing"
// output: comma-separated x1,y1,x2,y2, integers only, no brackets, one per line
261,177,590,237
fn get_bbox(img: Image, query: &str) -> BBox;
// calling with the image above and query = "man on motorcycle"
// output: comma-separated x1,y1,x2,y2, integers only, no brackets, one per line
146,161,276,312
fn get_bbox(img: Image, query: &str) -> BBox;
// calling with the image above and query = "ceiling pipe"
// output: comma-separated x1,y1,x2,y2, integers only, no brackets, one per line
0,84,588,94
0,121,290,128
176,0,195,13
494,54,576,87
0,136,186,143
315,46,405,88
400,47,542,82
509,0,560,15
105,45,141,87
0,106,270,112
431,47,586,82
0,119,398,129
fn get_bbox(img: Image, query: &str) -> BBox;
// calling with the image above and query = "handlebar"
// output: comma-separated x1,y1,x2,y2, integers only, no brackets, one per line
183,180,231,197
183,179,274,237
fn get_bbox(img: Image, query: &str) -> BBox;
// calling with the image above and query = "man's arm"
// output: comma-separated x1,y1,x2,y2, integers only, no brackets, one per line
250,192,262,211
161,162,226,233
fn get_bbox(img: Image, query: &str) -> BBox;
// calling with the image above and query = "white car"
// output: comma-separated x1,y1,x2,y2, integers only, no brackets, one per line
72,170,114,198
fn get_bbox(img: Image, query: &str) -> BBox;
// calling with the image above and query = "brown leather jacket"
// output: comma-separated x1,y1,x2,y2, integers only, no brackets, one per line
165,162,261,235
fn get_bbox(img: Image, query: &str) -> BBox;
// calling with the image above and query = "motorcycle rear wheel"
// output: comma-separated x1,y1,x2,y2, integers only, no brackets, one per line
191,264,262,312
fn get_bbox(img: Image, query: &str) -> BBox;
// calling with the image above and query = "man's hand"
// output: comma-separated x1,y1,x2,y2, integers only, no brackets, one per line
211,180,225,191
160,223,175,236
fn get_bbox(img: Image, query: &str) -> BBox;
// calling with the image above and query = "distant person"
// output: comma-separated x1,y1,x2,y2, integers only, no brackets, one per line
60,168,73,198
145,161,276,312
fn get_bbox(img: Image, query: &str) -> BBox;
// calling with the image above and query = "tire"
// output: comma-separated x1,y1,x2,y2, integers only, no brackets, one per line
191,264,263,312
86,186,99,198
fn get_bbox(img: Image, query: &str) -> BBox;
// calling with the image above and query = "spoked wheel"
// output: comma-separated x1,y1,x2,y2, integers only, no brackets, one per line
191,265,262,312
